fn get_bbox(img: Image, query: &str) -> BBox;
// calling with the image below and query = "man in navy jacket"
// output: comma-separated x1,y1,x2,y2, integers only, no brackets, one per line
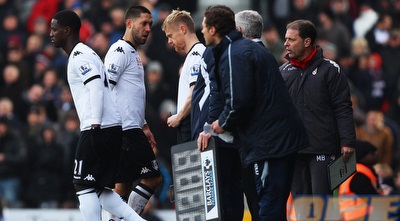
197,5,309,221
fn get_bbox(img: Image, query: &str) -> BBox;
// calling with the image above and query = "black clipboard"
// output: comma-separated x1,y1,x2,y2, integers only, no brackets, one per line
327,152,357,191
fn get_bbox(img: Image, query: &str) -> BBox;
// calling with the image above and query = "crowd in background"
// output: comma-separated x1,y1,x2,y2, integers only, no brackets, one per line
0,0,400,213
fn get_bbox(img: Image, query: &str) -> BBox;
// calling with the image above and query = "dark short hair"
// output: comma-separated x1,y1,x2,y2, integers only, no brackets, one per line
125,5,152,20
52,10,81,33
204,5,236,37
286,20,317,45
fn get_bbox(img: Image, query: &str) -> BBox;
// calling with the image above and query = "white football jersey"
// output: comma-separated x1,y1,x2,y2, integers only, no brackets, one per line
104,39,146,130
67,42,121,131
177,43,206,113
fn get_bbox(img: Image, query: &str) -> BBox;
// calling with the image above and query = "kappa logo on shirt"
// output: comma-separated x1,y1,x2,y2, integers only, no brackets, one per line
73,51,82,58
79,63,92,75
115,46,125,54
140,167,151,174
83,174,96,181
192,51,201,56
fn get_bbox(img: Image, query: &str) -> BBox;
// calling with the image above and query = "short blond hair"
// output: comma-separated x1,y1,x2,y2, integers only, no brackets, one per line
162,9,195,33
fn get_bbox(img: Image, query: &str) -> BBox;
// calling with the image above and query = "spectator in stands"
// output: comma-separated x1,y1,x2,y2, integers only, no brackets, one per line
152,99,176,171
57,86,75,123
356,109,394,165
71,6,95,45
317,39,338,61
26,0,62,34
317,8,352,62
25,33,44,59
40,42,68,81
0,10,27,69
389,78,400,127
351,92,367,127
0,97,23,132
391,0,400,28
328,0,355,36
0,0,17,24
290,0,318,25
86,0,115,33
0,117,27,208
338,140,382,220
262,22,285,65
339,140,381,195
33,53,52,84
145,60,174,129
24,125,65,208
30,16,51,49
23,34,45,84
15,84,45,123
41,68,62,122
24,105,48,145
392,166,400,194
380,29,400,124
373,162,396,195
355,52,388,111
353,1,379,38
145,2,184,90
108,7,126,45
0,64,25,108
345,37,370,86
57,111,79,208
13,0,36,27
89,32,110,61
365,13,392,52
6,34,31,85
376,0,394,15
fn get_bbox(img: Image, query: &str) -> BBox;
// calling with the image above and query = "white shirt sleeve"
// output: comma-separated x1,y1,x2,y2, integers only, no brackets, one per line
104,42,129,91
75,56,104,125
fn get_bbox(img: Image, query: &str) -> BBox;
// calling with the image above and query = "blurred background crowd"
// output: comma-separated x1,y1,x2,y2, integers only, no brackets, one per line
0,0,399,215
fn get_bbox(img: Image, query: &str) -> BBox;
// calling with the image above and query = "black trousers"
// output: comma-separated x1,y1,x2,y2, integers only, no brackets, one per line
176,116,191,144
254,154,296,221
291,153,337,195
217,147,244,221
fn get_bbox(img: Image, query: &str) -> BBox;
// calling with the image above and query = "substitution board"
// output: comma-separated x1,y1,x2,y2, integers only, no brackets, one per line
170,138,221,221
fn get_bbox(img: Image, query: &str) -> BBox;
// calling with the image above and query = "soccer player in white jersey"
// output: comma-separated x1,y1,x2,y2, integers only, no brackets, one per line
162,9,206,143
104,6,162,220
50,10,146,221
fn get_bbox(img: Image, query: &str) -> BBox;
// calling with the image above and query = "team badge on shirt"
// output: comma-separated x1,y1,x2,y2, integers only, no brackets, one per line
151,160,159,171
136,57,143,68
190,64,200,76
107,63,120,75
312,68,318,75
79,63,92,75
